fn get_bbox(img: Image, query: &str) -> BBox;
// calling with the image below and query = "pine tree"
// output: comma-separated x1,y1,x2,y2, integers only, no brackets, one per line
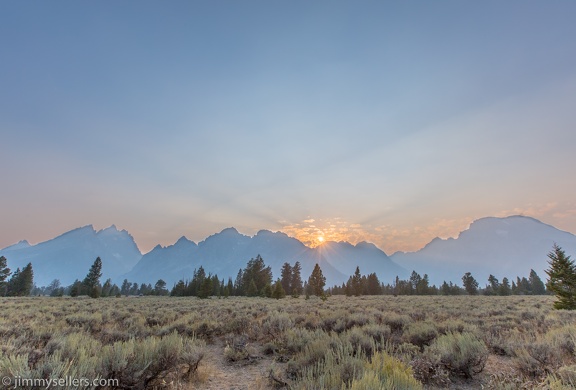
280,262,293,295
409,271,422,295
101,279,112,297
246,279,258,297
487,275,499,295
261,283,273,298
198,276,213,299
242,255,272,294
529,269,546,295
272,279,286,299
462,272,479,295
308,263,326,297
6,267,20,296
234,269,244,296
171,280,186,296
83,257,102,298
154,279,168,295
70,280,82,297
416,274,430,295
121,279,131,296
365,273,381,295
545,244,576,310
7,264,34,296
211,275,220,296
226,278,234,297
499,277,511,296
352,266,362,296
0,256,11,296
291,261,303,297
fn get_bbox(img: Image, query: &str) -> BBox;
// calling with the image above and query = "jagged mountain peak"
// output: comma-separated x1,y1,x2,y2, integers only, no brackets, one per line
1,240,31,252
175,236,194,244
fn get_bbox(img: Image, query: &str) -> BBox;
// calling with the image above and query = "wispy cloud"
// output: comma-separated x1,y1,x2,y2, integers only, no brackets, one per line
280,216,474,254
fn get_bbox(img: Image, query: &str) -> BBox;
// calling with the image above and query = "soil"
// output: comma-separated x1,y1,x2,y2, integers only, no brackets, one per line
190,338,280,390
185,339,526,390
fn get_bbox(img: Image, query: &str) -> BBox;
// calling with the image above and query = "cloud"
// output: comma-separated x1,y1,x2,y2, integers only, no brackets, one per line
279,216,473,254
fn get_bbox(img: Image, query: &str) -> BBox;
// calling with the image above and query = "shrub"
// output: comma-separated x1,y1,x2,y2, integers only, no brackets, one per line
410,355,450,386
290,342,365,389
426,332,488,378
403,322,438,351
513,342,560,378
361,323,392,344
384,313,411,333
345,327,375,356
99,331,205,387
349,351,423,390
262,311,293,339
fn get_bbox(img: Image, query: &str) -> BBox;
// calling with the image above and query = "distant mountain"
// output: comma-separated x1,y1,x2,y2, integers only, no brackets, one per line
0,225,142,286
5,215,572,290
391,216,576,286
123,228,403,287
1,240,31,252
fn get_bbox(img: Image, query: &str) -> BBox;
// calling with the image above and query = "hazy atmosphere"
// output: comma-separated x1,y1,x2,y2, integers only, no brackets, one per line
2,1,576,254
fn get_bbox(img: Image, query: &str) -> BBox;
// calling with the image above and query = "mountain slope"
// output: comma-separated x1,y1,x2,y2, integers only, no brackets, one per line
391,216,576,286
0,225,142,286
122,228,405,287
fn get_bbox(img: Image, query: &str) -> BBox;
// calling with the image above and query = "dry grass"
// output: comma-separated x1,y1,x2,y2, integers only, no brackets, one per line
0,295,575,389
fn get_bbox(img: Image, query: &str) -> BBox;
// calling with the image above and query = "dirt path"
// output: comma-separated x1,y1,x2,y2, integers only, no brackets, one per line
191,339,278,390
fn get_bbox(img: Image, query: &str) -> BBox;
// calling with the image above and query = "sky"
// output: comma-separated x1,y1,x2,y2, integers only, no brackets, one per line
2,1,576,255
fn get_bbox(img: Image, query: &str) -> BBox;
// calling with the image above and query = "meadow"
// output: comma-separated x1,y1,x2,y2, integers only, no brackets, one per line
1,295,575,389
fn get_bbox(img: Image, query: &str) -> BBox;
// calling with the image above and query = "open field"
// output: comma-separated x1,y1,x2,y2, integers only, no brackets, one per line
1,295,576,389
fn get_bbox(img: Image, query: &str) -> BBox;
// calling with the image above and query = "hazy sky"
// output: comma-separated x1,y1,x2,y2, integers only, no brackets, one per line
2,1,576,254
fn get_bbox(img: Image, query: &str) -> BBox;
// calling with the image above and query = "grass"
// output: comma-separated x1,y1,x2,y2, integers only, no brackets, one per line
1,295,575,389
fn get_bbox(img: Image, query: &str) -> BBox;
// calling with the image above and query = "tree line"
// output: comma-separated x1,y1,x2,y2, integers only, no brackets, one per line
327,267,547,297
170,255,327,299
0,256,33,297
2,244,576,311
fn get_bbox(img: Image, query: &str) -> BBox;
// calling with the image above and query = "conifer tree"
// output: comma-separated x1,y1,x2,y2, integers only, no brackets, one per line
546,244,576,310
291,261,303,297
0,256,11,296
280,262,293,295
101,279,112,297
121,279,131,296
462,272,479,295
529,269,546,295
242,255,272,294
226,278,234,297
365,273,381,295
6,267,20,296
246,279,258,297
487,274,499,295
154,279,168,295
234,269,244,296
272,279,286,299
7,263,34,296
499,277,511,296
351,266,362,296
82,257,102,298
70,279,82,297
198,276,213,299
307,263,326,297
171,280,186,296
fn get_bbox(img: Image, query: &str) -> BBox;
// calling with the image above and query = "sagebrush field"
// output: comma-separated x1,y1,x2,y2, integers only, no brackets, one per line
1,295,575,389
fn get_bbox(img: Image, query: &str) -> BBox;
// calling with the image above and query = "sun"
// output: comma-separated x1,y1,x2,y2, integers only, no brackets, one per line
317,236,325,244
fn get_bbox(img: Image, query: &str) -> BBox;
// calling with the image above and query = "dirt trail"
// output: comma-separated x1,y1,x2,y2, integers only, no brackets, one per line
192,339,277,390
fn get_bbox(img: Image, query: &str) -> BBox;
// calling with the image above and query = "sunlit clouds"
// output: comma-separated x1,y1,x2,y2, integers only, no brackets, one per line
280,217,474,254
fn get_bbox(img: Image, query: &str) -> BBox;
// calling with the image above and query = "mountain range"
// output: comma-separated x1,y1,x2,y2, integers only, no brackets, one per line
390,216,576,286
1,216,575,288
